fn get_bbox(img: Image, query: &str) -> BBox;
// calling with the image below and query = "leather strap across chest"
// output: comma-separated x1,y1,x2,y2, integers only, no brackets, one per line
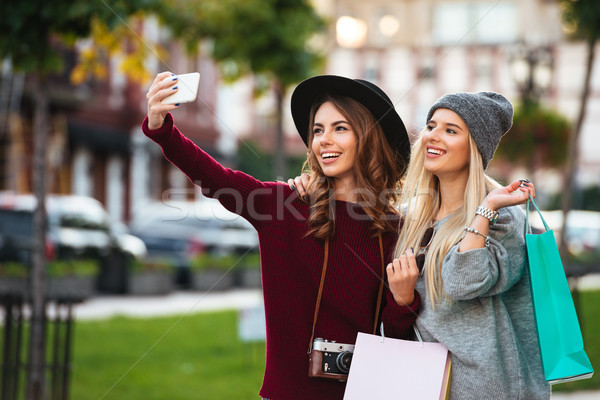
307,234,385,353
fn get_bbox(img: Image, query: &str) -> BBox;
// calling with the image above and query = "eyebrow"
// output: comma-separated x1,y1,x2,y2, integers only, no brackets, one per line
446,122,464,130
313,120,348,127
427,120,465,131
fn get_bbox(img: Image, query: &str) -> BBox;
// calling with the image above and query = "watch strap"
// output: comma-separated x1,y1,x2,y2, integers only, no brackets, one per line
476,205,499,225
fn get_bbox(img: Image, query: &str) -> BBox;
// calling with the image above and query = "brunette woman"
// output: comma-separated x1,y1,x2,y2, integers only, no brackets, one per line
143,73,420,400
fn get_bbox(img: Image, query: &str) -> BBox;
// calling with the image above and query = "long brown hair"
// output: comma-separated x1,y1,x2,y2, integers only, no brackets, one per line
302,94,404,240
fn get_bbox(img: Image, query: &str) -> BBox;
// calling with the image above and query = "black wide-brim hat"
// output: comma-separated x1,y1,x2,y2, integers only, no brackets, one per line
291,75,410,167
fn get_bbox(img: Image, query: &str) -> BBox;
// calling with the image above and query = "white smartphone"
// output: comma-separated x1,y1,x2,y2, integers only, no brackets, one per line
161,72,200,104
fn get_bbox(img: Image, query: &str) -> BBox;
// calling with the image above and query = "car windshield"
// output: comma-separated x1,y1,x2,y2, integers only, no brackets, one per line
58,214,107,230
48,197,109,230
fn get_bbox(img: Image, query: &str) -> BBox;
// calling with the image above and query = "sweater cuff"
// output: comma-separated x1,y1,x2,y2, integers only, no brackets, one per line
142,113,174,139
380,290,420,339
386,289,420,313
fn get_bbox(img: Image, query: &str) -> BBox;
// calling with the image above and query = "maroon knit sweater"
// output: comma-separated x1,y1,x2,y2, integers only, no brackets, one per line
142,114,420,400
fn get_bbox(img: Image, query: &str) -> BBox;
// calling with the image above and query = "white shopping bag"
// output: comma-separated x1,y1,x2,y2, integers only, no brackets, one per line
344,331,451,400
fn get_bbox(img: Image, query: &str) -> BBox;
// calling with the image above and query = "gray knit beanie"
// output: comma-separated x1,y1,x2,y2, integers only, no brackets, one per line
426,92,513,169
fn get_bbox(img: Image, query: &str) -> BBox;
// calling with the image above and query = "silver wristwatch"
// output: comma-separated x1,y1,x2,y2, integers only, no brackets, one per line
476,206,499,225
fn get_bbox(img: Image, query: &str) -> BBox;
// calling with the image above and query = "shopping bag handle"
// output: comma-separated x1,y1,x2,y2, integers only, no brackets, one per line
526,194,550,234
385,322,425,348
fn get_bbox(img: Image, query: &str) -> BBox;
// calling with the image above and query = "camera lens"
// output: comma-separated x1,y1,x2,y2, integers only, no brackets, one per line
335,351,353,373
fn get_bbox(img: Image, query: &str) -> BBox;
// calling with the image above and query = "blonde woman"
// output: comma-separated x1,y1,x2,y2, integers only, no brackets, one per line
391,92,550,399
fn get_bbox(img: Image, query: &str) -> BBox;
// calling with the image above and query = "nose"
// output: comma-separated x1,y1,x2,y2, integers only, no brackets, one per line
319,129,334,146
425,126,441,142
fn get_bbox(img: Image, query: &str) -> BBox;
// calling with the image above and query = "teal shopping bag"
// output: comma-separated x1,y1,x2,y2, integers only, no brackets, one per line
526,196,594,384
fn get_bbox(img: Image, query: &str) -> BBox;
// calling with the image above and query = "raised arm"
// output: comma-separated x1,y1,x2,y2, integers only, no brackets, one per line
142,72,278,228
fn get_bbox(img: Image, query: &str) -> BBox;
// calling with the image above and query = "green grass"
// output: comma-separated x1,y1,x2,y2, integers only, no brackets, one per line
71,311,266,400
11,290,598,398
552,289,600,393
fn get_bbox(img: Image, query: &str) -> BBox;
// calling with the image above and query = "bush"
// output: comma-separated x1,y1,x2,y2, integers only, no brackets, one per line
0,261,28,277
191,252,260,271
46,259,99,277
0,259,100,278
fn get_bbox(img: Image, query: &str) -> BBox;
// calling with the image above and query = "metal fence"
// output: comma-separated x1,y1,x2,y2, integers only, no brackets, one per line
0,291,82,400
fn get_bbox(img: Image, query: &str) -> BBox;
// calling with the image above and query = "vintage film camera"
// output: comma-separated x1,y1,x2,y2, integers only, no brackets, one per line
308,338,355,382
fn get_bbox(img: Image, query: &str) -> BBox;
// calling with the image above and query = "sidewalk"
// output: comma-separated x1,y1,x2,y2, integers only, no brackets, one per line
551,391,599,399
574,273,600,291
73,288,263,320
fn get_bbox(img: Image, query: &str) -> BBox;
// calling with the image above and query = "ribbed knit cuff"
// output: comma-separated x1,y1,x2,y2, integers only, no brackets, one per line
142,112,174,139
385,289,421,311
381,290,420,339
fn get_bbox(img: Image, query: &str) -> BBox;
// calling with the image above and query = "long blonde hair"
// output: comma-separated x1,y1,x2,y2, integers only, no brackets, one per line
394,127,501,305
303,94,404,240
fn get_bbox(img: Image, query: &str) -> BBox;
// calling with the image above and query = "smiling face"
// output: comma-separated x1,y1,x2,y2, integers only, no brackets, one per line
310,101,358,188
422,108,471,180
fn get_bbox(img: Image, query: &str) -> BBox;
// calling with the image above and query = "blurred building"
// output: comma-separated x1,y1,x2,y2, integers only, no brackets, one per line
0,18,224,222
0,0,598,224
310,0,599,191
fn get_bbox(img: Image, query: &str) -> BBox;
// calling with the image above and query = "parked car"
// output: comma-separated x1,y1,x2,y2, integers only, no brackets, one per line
0,193,147,293
110,220,148,261
0,193,146,261
130,198,259,286
528,209,600,255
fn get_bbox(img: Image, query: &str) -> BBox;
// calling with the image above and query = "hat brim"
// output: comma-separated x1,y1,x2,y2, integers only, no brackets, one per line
291,75,410,167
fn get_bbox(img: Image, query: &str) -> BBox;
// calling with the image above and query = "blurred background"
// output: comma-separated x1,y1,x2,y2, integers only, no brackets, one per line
0,0,599,398
1,0,599,280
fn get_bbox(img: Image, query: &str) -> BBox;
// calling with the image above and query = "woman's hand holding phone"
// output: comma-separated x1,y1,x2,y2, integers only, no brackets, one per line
146,71,200,130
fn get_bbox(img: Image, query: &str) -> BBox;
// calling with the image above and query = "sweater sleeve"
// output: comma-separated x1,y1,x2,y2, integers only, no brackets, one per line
142,113,277,229
441,206,527,300
380,290,420,339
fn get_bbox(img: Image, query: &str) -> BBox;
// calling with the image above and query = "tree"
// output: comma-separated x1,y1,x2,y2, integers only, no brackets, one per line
559,0,600,259
160,0,326,178
496,101,571,175
0,1,160,397
237,139,307,182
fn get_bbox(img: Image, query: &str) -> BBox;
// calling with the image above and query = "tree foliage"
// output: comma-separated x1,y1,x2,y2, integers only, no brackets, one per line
159,0,326,88
496,102,571,168
158,0,326,177
237,140,306,181
0,0,161,75
69,15,167,85
561,0,600,41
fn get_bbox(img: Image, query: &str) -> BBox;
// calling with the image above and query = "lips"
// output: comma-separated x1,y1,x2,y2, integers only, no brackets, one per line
426,147,445,156
321,152,342,163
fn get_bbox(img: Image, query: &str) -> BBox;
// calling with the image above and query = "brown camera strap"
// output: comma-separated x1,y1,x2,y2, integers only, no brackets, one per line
307,234,385,353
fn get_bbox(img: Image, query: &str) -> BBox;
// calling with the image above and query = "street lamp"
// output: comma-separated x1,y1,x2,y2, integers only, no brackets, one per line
336,16,367,48
510,44,553,103
378,14,400,38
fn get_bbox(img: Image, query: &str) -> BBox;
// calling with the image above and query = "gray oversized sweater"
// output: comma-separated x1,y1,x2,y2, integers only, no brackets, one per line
415,205,551,400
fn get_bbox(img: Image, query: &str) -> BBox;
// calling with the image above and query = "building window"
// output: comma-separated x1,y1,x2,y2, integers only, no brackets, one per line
433,1,517,45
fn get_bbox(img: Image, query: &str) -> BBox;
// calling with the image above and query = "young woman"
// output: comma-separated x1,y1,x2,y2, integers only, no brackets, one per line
392,92,550,399
143,73,420,400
